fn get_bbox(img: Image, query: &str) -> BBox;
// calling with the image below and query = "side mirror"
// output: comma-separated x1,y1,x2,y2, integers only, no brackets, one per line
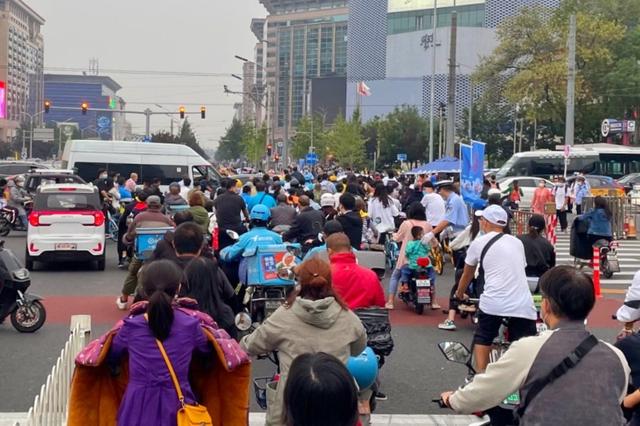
226,230,240,241
277,266,295,281
437,341,471,365
234,312,253,331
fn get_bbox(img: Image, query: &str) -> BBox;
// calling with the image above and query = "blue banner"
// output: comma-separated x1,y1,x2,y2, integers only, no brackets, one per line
460,141,486,205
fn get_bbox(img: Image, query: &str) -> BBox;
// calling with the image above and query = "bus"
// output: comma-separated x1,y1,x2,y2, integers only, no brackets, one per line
495,144,640,180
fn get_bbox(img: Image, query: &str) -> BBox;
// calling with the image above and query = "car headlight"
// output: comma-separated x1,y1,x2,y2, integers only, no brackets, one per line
13,268,29,280
234,312,252,332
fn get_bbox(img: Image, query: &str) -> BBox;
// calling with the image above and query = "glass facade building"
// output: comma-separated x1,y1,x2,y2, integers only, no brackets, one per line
273,15,347,128
388,3,485,35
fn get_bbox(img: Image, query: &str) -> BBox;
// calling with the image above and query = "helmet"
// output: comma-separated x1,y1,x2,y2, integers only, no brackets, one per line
346,347,378,390
250,204,271,222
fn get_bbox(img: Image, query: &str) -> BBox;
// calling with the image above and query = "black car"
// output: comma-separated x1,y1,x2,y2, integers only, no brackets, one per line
23,171,86,195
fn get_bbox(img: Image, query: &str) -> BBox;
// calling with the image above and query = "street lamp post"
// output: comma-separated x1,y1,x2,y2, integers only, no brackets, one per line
428,0,438,163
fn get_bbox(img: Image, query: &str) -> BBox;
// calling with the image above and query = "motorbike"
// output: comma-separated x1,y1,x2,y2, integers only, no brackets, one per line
0,200,32,236
398,257,433,315
435,341,516,426
570,217,620,279
226,230,301,334
0,240,46,332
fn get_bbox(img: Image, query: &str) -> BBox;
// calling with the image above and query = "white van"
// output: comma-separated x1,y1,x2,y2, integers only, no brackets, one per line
61,140,221,192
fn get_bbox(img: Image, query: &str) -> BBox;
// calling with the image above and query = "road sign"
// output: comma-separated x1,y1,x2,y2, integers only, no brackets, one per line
306,153,318,165
602,118,623,137
32,128,54,142
142,136,151,142
397,153,407,162
563,144,571,159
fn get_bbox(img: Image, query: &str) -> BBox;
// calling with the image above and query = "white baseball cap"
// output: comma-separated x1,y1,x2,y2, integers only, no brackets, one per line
475,205,508,226
320,193,335,207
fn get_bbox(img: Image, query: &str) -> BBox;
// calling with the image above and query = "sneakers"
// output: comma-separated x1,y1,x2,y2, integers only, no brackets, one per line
438,319,457,331
116,297,128,311
374,391,388,401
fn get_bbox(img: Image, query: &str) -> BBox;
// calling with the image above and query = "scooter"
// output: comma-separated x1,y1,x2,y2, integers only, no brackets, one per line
434,341,516,426
225,230,300,334
398,257,433,315
0,240,45,332
0,200,32,236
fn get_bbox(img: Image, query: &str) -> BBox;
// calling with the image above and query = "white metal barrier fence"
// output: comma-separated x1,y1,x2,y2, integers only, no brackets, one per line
14,315,91,426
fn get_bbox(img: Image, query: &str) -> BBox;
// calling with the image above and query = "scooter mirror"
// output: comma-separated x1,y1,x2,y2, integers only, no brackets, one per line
277,266,295,281
438,341,471,365
226,230,240,241
234,312,253,331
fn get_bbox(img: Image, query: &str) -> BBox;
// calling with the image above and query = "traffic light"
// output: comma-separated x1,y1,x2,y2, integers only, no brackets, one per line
44,100,51,113
267,144,272,156
81,102,89,115
200,106,206,119
179,106,186,119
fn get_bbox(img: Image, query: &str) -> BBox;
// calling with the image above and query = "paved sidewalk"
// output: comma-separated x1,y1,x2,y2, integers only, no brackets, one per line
0,413,489,426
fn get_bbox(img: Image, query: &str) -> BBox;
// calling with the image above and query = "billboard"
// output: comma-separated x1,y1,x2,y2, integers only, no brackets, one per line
389,0,484,13
0,81,5,119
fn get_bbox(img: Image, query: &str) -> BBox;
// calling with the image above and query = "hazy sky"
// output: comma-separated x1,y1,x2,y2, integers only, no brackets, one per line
28,0,267,149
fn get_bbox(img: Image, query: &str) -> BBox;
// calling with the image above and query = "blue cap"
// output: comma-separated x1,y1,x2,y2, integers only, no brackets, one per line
250,204,271,222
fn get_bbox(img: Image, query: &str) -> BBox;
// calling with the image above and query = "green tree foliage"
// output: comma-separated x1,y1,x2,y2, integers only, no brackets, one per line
215,118,245,161
150,131,178,143
326,115,366,168
376,106,429,165
290,114,328,161
242,123,267,168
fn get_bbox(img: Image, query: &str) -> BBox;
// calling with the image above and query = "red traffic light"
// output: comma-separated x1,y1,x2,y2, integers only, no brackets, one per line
44,100,51,113
81,102,89,115
179,106,186,119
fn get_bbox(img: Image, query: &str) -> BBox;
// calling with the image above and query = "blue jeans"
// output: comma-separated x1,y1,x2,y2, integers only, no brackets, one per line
400,265,436,286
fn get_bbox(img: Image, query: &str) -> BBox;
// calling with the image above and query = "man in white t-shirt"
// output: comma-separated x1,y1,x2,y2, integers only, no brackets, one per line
420,181,445,227
454,205,537,372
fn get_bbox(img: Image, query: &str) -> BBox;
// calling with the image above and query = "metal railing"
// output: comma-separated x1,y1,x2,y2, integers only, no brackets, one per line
14,315,91,426
582,196,640,240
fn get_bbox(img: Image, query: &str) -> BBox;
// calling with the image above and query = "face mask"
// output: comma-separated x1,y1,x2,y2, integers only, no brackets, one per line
100,174,108,179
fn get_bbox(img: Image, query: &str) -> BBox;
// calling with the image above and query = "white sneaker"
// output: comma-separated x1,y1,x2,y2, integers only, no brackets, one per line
116,297,128,310
438,320,457,331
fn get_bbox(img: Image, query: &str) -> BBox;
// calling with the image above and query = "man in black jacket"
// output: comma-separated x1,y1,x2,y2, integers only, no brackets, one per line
336,192,363,249
284,195,325,251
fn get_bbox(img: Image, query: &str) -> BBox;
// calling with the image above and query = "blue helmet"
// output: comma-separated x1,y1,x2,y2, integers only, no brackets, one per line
250,204,271,222
346,347,378,390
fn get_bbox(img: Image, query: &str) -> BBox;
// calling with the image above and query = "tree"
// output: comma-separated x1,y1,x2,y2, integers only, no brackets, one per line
327,115,366,168
377,106,429,165
242,122,267,168
290,114,328,161
176,119,208,158
151,131,178,143
215,118,245,162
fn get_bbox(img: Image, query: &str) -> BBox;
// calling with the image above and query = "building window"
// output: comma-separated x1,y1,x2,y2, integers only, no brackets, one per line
320,26,334,76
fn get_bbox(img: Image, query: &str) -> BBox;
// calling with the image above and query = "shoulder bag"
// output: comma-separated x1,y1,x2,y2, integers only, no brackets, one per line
474,233,505,296
147,315,213,426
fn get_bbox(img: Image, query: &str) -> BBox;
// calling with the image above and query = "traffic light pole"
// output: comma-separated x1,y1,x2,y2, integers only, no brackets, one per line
47,106,206,138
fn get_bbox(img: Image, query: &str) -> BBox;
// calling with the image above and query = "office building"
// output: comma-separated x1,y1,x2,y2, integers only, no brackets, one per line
254,0,348,150
347,0,560,128
44,74,128,140
0,0,45,144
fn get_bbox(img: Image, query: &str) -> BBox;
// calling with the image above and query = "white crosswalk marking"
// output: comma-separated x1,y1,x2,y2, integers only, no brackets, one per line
554,231,640,289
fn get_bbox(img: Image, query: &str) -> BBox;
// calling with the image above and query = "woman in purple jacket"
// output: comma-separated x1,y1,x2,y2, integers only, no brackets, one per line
108,260,211,426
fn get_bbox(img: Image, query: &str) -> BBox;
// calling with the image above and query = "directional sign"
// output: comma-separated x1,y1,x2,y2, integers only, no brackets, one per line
33,128,54,142
306,153,318,165
397,153,408,162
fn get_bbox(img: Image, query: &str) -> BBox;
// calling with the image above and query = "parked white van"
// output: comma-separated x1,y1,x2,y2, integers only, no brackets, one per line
61,140,221,192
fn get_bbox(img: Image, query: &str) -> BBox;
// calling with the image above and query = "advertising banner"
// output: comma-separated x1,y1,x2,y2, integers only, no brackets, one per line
460,141,486,205
0,81,5,119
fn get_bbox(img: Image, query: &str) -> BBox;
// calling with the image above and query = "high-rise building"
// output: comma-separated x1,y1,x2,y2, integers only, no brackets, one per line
347,0,560,130
0,0,45,144
254,0,348,154
44,74,128,140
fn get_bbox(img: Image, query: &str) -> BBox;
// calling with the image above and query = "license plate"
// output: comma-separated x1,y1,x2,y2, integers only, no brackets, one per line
265,300,281,311
415,279,431,288
55,243,77,250
504,392,520,405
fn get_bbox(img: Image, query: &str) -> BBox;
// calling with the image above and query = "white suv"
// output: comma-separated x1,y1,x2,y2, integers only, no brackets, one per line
26,184,106,271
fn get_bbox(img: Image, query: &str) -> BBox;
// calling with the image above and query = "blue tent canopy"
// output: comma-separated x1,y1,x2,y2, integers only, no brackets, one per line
409,156,460,174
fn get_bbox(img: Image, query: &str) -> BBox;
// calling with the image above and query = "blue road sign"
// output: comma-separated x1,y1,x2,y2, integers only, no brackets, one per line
397,153,407,161
306,153,318,165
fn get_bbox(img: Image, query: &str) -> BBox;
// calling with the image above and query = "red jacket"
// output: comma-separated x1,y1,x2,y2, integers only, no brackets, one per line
329,252,386,310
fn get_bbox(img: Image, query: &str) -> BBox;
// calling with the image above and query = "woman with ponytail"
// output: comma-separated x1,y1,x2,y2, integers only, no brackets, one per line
241,257,367,426
108,260,212,425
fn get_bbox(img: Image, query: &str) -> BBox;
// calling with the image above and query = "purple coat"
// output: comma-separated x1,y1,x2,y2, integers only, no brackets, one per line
75,299,250,426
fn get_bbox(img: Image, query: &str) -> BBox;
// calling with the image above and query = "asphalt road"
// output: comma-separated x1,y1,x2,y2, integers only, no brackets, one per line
0,233,623,414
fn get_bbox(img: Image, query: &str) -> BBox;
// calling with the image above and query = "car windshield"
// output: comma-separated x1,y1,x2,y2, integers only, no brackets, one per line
34,192,101,211
618,174,640,184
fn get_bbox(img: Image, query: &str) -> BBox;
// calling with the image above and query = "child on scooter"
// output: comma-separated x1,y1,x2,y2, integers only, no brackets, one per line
400,226,436,293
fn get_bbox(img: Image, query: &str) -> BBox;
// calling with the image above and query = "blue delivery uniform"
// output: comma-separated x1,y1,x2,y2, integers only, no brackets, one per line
220,204,283,283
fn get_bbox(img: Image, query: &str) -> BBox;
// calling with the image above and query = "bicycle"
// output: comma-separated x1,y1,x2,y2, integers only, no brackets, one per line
106,210,119,243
